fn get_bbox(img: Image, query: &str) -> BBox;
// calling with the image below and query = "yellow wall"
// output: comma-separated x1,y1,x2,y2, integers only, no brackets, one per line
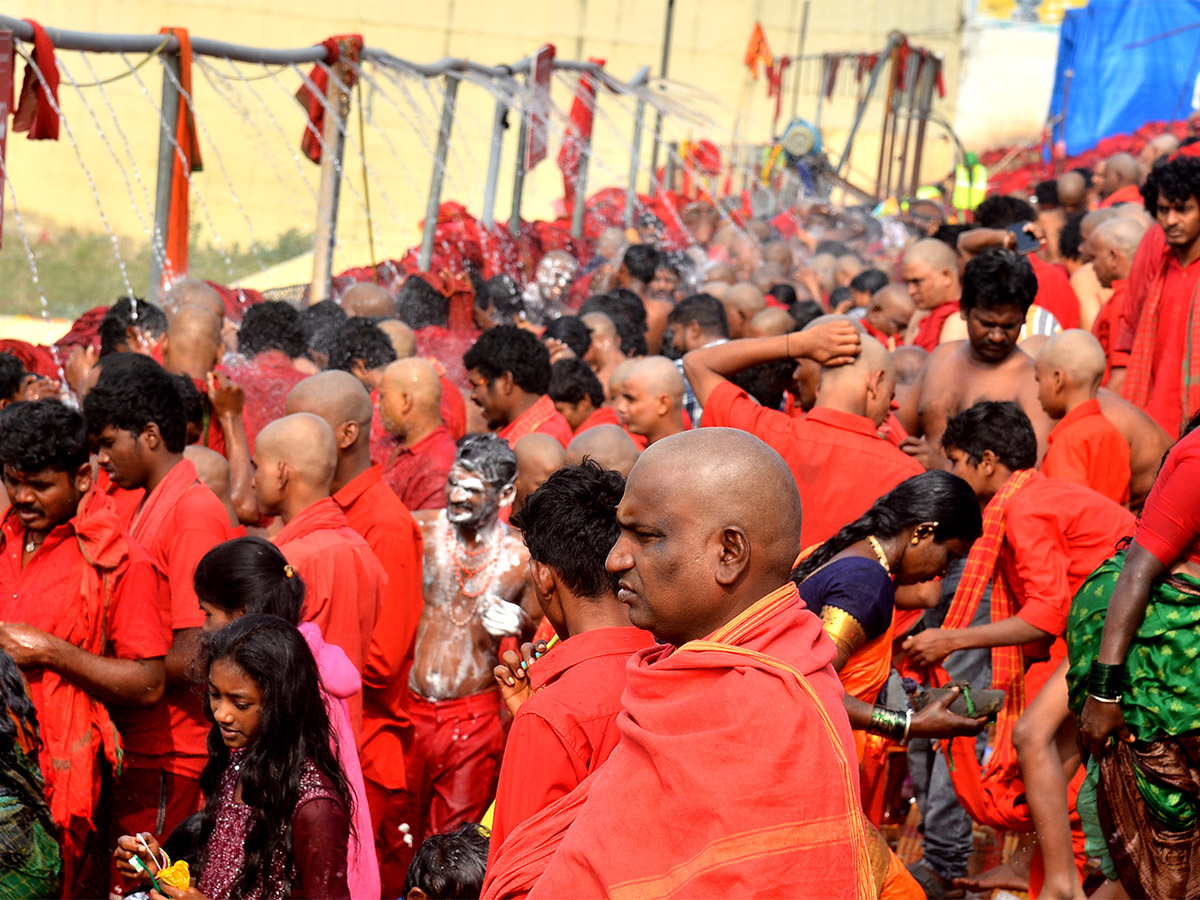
1,1,966,293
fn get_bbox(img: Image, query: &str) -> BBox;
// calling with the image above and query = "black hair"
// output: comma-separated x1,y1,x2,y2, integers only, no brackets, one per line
961,248,1038,315
238,301,307,359
478,275,525,323
930,223,970,249
972,195,1038,229
1058,212,1085,261
0,647,55,839
667,293,730,338
1142,154,1200,216
198,615,353,900
814,240,849,257
397,277,450,330
326,318,398,373
579,291,649,357
194,537,306,624
829,286,853,309
512,460,625,599
1070,166,1094,185
767,283,798,307
0,400,89,473
0,353,25,402
456,433,517,489
98,297,168,358
83,353,187,454
172,373,205,437
622,244,660,283
542,316,593,359
729,360,794,410
793,470,982,583
548,358,605,409
941,400,1037,471
300,300,348,348
162,813,204,869
789,299,825,329
462,325,551,395
1034,180,1059,208
849,268,890,295
403,823,490,900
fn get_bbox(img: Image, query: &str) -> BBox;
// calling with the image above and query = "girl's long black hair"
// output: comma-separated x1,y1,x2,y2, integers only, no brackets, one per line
793,470,983,584
194,537,306,623
197,615,353,899
0,648,55,836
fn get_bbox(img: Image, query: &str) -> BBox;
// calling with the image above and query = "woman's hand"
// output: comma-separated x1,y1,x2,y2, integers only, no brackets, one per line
113,832,164,881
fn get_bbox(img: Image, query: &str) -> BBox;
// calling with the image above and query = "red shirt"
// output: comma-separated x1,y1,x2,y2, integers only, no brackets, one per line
382,425,457,512
1098,183,1143,208
1031,255,1081,330
999,473,1135,638
273,498,384,731
702,380,924,547
334,467,424,789
498,394,574,449
1135,427,1200,566
490,626,657,853
574,405,621,435
125,459,233,776
1041,399,1131,505
1092,278,1128,381
224,350,309,453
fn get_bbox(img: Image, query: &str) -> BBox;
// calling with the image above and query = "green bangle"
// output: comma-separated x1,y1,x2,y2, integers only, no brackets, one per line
868,704,906,742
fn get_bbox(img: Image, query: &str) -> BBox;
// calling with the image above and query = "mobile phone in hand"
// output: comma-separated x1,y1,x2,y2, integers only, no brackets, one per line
1007,223,1040,255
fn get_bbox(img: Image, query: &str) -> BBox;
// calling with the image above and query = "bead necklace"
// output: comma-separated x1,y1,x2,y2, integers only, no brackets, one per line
444,521,503,605
865,535,893,577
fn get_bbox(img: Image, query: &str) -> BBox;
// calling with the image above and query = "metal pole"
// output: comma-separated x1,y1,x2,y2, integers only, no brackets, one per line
309,60,351,305
509,85,529,238
625,98,647,228
570,92,596,239
665,140,679,192
481,97,507,229
909,57,937,197
815,56,829,128
648,0,676,196
789,1,810,121
895,53,923,198
836,34,900,177
419,74,460,271
150,52,181,300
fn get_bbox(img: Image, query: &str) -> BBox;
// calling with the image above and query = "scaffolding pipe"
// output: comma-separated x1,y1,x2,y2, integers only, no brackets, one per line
419,74,460,271
625,98,647,229
309,59,351,304
481,98,507,229
150,52,181,300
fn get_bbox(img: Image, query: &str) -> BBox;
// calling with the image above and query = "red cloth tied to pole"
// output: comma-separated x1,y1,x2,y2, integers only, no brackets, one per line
13,19,60,140
298,35,363,164
557,59,604,218
158,28,203,285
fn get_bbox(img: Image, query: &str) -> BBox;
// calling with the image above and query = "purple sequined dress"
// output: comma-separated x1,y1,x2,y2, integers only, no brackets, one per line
196,750,349,900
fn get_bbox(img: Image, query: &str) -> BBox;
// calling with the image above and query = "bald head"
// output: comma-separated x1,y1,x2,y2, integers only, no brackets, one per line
1141,134,1180,169
705,262,737,285
891,345,929,386
1081,207,1119,241
513,433,567,516
164,278,225,320
378,356,442,436
834,254,865,287
341,282,395,319
582,312,618,343
627,356,685,407
1087,216,1149,288
566,425,640,477
286,369,373,432
722,283,767,338
748,307,796,338
162,304,222,380
1101,153,1142,198
867,284,916,337
902,239,960,309
1036,329,1107,407
751,263,788,294
377,319,416,360
185,445,238,527
806,318,894,424
1057,171,1087,212
255,412,338,499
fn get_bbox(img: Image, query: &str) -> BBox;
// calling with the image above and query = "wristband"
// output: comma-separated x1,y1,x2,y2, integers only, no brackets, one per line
901,708,913,745
1087,661,1124,701
868,704,907,742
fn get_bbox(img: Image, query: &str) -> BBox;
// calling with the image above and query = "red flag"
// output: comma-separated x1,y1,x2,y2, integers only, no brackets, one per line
556,58,604,217
296,35,363,165
743,22,774,79
12,19,59,141
157,28,204,285
525,44,556,170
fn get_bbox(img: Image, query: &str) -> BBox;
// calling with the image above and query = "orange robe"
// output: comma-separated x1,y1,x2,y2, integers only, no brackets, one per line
498,394,574,448
1042,398,1131,504
482,584,872,900
1092,277,1129,383
1098,183,1143,209
273,497,384,732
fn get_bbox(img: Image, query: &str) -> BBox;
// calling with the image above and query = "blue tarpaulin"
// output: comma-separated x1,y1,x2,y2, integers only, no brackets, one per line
1049,0,1200,154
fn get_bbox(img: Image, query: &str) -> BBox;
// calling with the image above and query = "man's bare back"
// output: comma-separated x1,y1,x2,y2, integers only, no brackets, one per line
409,511,534,700
1096,389,1173,511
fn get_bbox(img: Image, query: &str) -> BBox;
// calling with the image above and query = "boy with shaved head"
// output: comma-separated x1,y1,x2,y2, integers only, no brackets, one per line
286,371,422,893
615,356,688,447
1035,330,1131,504
903,239,967,350
257,413,383,730
483,429,871,900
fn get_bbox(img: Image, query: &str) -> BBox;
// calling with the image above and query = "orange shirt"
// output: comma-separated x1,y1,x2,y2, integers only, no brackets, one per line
703,380,924,547
1098,183,1143,209
1042,399,1131,505
498,395,574,449
273,497,384,731
574,405,621,435
334,466,424,789
1092,278,1128,382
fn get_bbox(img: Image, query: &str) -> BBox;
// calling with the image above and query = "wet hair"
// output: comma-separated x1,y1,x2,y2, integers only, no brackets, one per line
549,358,605,409
792,471,982,583
0,647,54,840
403,823,490,900
961,248,1038,315
478,275,525,323
83,353,187,454
0,400,89,473
767,283,798,307
194,537,306,624
972,195,1038,229
98,297,167,357
667,293,729,338
1142,154,1200,215
455,433,517,490
579,291,649,357
542,316,593,359
326,318,398,373
238,301,307,359
1034,180,1059,208
849,268,890,295
941,400,1037,471
397,276,449,330
462,325,551,395
622,244,660,283
172,373,205,438
1058,212,1085,262
512,460,624,599
930,223,970,249
789,299,825,329
300,300,348,355
198,615,353,900
0,353,25,402
729,361,794,410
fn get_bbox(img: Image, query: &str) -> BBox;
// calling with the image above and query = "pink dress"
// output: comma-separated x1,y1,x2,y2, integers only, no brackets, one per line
300,622,381,900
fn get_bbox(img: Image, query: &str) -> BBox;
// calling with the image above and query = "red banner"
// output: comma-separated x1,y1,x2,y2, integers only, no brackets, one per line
0,31,12,248
525,43,555,171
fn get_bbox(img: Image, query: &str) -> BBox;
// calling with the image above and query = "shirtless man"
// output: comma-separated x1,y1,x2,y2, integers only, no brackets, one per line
406,434,535,847
581,313,628,400
897,248,1055,470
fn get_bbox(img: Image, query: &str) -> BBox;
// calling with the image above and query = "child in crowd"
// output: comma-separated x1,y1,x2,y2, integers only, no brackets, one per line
404,823,490,900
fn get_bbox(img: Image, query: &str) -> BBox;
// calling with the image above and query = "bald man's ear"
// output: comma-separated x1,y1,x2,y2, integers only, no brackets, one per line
335,421,359,452
865,369,885,400
714,526,751,586
654,393,671,417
